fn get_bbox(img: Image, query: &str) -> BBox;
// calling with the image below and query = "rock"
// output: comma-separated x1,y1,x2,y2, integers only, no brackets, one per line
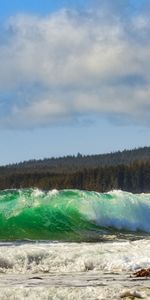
29,276,43,280
133,268,150,277
120,290,145,299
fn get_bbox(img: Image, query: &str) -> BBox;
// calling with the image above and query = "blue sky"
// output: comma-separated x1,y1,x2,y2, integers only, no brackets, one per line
0,0,150,165
0,0,88,19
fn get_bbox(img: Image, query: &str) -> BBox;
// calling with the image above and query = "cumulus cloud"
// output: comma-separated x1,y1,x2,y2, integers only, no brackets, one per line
0,1,150,128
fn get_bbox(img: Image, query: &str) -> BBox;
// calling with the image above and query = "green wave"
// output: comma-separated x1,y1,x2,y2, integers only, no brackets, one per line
0,189,150,241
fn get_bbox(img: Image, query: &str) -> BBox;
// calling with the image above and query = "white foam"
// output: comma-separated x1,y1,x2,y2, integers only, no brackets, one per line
31,189,44,197
0,240,149,274
0,286,122,300
48,189,59,196
80,190,150,233
0,240,150,299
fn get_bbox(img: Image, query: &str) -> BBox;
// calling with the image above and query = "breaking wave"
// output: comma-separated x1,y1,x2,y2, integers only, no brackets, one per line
0,188,150,240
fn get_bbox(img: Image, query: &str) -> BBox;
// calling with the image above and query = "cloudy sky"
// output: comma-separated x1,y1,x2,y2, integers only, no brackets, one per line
0,0,150,165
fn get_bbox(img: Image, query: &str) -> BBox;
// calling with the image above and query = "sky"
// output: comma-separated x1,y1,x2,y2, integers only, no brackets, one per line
0,0,150,165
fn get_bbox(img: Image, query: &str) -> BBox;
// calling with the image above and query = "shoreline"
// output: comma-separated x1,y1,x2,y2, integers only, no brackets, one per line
0,272,150,299
0,239,150,299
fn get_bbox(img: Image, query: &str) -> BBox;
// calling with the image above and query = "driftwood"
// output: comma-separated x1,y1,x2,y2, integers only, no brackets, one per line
133,268,150,277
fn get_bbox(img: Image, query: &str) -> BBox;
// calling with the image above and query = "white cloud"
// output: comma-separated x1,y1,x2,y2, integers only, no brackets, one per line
0,6,150,128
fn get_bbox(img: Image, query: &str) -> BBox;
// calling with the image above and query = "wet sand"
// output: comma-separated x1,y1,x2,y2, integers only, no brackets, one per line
0,272,150,299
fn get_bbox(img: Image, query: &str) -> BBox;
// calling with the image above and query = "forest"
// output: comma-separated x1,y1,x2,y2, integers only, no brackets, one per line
0,147,150,192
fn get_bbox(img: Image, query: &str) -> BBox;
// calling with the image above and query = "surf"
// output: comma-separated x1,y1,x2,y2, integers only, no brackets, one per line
0,188,150,241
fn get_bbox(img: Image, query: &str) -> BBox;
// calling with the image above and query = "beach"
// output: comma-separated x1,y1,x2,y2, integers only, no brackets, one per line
1,272,150,299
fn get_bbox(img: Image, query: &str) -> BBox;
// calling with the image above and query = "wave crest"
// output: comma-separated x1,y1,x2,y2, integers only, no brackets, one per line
0,189,149,240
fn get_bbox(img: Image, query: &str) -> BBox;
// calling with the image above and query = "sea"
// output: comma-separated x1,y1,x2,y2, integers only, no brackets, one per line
0,188,150,299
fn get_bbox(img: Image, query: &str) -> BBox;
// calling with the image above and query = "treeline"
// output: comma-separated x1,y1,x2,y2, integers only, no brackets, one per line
1,146,150,175
0,159,150,193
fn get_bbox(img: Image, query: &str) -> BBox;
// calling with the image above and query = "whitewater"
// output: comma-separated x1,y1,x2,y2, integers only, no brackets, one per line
0,188,150,299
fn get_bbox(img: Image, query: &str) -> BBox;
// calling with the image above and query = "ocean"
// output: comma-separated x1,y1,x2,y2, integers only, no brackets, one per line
0,188,150,299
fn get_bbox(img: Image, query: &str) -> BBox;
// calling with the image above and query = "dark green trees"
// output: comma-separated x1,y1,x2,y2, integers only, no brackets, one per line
0,147,150,192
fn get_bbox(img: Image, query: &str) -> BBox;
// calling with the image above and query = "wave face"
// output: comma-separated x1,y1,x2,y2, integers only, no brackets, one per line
0,189,150,241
